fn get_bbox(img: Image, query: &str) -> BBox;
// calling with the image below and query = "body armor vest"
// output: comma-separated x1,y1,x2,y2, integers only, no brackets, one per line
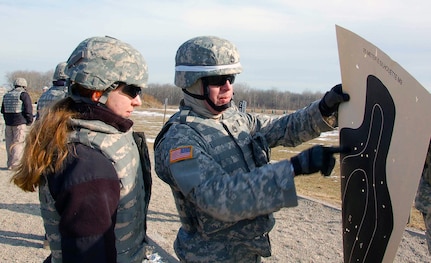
3,87,24,113
163,107,274,256
37,86,67,111
39,119,147,263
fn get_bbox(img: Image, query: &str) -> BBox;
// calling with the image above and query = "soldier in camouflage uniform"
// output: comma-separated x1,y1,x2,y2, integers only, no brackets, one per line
11,36,152,263
1,77,33,169
36,61,68,119
36,62,70,248
415,141,431,254
154,36,350,262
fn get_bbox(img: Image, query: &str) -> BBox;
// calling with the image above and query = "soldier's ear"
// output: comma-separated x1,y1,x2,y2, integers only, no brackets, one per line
91,91,104,102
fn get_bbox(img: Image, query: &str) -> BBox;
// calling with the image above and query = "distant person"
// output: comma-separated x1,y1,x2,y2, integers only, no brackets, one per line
415,140,431,254
11,36,152,263
36,62,68,119
154,35,349,262
1,77,33,169
36,62,69,248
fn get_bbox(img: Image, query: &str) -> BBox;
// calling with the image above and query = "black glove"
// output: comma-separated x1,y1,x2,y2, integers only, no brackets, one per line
290,145,342,176
319,84,350,116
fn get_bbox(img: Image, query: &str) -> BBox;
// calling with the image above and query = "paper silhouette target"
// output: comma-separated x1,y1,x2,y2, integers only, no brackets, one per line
340,75,395,262
336,26,431,263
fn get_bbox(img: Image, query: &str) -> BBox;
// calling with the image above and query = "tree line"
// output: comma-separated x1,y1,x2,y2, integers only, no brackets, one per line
5,70,54,91
4,70,54,102
144,82,324,112
3,70,324,111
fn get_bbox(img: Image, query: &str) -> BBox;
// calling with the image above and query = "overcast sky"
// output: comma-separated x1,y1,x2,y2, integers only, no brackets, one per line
1,0,430,93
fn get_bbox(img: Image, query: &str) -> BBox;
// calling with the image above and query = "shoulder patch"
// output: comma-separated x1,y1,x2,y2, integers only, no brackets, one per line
170,146,193,163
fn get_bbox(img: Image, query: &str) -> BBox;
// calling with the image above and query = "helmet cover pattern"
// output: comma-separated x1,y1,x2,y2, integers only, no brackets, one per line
175,36,242,89
53,62,68,81
14,77,27,87
66,36,148,91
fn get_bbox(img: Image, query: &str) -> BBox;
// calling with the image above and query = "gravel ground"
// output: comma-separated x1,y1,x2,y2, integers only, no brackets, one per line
0,140,429,262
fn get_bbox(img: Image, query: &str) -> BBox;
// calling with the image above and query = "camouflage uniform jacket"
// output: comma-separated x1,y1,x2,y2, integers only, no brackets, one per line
416,142,431,214
39,103,151,263
154,100,334,262
36,85,68,119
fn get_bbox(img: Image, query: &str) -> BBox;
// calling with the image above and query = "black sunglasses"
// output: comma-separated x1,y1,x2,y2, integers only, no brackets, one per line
203,75,235,86
121,85,142,98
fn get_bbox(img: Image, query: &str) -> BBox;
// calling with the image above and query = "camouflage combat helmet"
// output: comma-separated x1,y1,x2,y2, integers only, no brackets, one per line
66,36,148,91
13,77,27,88
52,62,68,81
175,36,242,89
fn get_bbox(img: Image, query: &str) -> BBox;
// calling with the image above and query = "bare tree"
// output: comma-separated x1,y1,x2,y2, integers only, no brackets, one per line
6,70,53,94
4,70,54,103
144,83,183,106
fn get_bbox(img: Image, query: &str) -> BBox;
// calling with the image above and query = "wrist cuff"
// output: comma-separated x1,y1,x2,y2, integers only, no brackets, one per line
290,156,301,176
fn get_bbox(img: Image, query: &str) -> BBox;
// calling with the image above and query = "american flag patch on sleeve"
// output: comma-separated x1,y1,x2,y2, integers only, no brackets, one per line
170,146,193,163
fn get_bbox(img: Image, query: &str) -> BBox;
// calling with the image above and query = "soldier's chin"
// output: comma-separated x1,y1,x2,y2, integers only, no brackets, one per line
218,98,230,104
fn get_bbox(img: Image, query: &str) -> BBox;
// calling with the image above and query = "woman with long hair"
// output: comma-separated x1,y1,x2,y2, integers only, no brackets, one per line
12,36,152,263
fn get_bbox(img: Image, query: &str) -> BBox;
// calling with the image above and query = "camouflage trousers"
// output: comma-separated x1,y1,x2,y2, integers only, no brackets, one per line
423,213,431,254
174,228,268,263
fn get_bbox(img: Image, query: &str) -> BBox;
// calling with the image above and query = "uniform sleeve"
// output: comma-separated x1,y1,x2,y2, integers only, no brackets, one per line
424,142,431,185
53,145,120,263
155,124,298,223
253,100,335,148
416,142,431,214
20,92,33,125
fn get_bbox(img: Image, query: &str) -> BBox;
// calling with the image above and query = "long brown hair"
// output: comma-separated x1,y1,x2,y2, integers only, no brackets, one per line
11,97,78,192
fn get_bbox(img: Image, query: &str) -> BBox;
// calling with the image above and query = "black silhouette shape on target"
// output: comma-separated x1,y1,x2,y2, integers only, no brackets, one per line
340,75,395,263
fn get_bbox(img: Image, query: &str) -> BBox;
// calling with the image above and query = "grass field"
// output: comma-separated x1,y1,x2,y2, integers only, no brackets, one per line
131,107,425,231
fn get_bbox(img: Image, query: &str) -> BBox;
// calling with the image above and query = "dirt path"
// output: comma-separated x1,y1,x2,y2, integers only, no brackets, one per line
0,140,429,262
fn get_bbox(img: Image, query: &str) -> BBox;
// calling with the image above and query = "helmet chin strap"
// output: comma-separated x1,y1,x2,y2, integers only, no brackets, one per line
182,79,231,112
205,95,231,112
97,83,118,104
68,81,116,106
